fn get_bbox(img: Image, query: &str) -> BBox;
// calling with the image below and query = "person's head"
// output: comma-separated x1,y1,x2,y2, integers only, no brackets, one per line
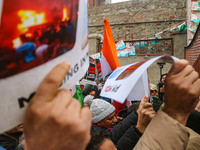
90,99,117,128
86,130,117,150
149,84,158,96
101,81,105,88
82,84,95,97
89,90,95,96
160,73,167,83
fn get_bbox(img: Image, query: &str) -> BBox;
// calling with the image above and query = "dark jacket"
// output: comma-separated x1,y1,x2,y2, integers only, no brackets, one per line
91,111,141,150
0,134,18,150
186,110,200,134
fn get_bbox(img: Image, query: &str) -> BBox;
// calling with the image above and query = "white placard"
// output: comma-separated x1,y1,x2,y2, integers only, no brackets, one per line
0,0,89,133
127,70,149,101
100,55,179,104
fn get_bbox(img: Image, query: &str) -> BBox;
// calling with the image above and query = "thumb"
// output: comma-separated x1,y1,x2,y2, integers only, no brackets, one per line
168,59,189,76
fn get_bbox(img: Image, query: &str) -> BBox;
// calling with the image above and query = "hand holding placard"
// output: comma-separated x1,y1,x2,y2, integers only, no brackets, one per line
100,55,179,104
164,59,200,125
24,62,92,150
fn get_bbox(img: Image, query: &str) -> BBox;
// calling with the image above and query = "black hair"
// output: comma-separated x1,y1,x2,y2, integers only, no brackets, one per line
160,73,168,82
86,130,111,150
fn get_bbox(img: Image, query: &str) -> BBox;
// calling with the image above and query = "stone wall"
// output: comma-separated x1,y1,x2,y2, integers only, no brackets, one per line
89,0,186,44
88,0,187,85
185,25,200,65
172,31,187,59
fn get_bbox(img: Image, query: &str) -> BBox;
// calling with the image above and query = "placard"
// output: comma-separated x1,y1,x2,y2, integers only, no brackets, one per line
0,0,89,133
100,55,179,104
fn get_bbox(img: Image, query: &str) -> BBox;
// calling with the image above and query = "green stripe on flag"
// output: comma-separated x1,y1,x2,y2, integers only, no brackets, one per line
73,85,84,108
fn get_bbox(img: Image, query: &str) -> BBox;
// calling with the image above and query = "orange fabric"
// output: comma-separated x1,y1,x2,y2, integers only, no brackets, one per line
102,19,120,70
103,19,126,111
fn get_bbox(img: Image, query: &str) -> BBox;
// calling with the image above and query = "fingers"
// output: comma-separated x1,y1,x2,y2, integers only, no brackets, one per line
138,99,155,113
185,70,199,84
191,79,200,98
67,99,82,117
143,103,153,109
36,62,70,102
143,109,156,117
138,96,153,112
136,102,155,133
80,107,92,127
53,89,73,110
140,96,148,105
143,104,156,115
61,98,91,125
181,65,195,78
168,59,189,76
80,107,92,143
149,111,156,118
169,59,200,98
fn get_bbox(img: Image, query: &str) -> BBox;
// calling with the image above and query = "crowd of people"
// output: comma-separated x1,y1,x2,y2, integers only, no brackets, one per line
0,59,200,150
0,20,76,79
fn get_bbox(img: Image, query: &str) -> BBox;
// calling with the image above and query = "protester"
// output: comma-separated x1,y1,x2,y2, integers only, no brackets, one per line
90,99,117,129
86,130,117,150
90,97,155,150
23,62,92,150
82,84,96,98
157,73,167,101
21,59,200,150
149,84,158,96
149,83,163,112
134,59,200,150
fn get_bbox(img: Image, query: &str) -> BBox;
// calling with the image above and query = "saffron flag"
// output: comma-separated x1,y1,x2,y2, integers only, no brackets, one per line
100,19,126,111
101,19,120,80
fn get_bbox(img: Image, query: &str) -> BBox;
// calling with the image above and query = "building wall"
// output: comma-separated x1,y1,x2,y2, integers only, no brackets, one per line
118,55,172,85
88,0,187,84
185,24,200,75
89,0,186,42
172,31,187,59
185,25,200,65
88,0,107,7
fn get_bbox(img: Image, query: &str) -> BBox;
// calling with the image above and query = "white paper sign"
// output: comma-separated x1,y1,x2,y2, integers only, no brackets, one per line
127,70,149,101
0,0,89,133
100,55,179,104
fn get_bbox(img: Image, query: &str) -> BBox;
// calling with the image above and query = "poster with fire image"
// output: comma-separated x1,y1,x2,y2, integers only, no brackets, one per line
0,0,89,133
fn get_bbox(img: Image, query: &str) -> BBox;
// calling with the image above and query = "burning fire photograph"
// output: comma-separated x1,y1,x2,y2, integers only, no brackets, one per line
0,0,79,78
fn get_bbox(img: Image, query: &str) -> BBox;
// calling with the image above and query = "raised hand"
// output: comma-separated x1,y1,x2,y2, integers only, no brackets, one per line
24,62,92,150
